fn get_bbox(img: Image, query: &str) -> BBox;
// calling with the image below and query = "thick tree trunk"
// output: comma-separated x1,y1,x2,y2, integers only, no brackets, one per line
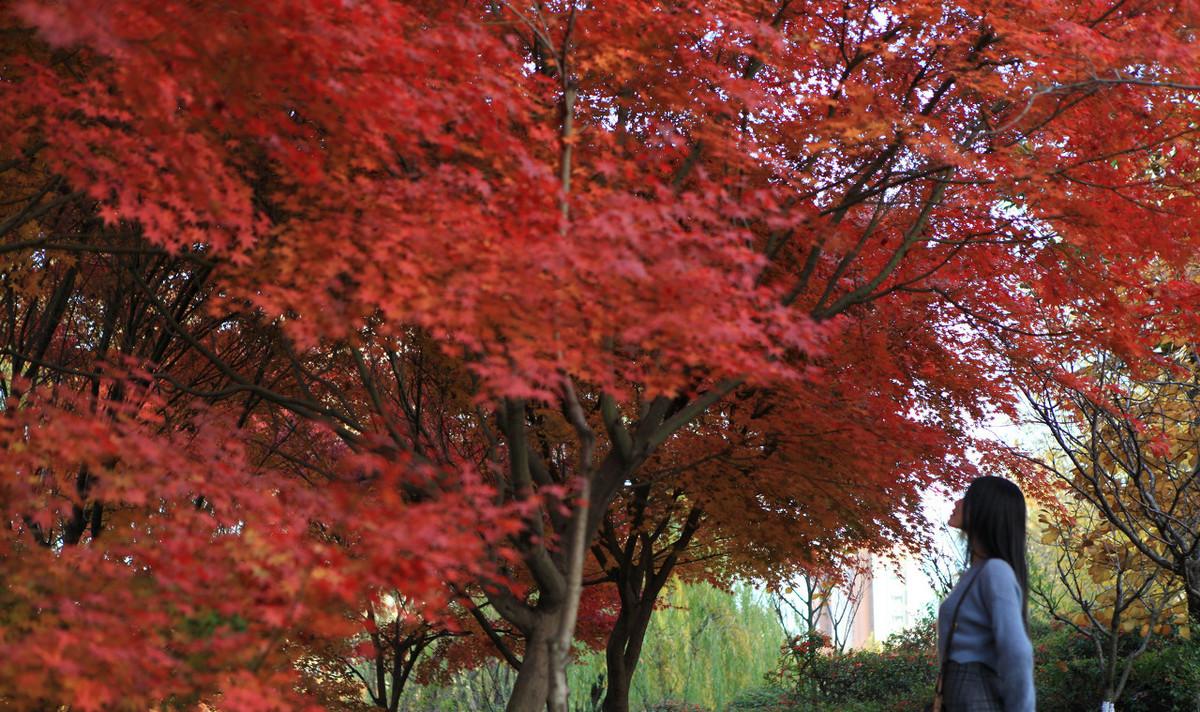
1186,578,1200,626
600,505,701,712
507,621,555,712
504,601,587,711
506,480,591,712
604,602,652,712
601,589,661,712
602,613,632,712
602,660,630,712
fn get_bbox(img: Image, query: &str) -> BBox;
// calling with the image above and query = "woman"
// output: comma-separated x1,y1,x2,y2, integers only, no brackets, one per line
937,476,1035,712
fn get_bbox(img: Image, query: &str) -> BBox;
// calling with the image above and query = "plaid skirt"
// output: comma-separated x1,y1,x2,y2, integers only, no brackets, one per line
942,661,1003,712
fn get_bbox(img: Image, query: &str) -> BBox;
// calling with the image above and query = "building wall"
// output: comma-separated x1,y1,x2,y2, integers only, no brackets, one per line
841,552,939,650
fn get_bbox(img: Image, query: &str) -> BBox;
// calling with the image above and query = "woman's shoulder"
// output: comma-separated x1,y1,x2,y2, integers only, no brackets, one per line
980,557,1016,576
976,558,1021,592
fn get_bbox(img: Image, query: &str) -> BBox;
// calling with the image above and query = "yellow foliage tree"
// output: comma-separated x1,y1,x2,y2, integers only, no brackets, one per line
1032,491,1185,707
1027,350,1200,624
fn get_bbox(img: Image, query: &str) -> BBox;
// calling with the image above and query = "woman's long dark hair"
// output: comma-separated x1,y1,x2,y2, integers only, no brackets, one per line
962,476,1030,631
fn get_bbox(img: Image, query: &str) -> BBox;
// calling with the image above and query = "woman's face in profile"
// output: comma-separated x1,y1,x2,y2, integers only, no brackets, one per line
948,497,964,529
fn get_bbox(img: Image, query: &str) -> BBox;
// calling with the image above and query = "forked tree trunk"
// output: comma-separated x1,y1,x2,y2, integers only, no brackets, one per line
1185,574,1200,625
493,388,706,711
503,598,587,711
506,470,592,712
600,505,701,712
601,595,657,712
506,619,555,712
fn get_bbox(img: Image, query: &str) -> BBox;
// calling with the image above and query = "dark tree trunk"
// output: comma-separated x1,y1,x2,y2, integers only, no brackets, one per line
601,592,658,712
597,503,702,712
1186,581,1200,626
507,619,555,712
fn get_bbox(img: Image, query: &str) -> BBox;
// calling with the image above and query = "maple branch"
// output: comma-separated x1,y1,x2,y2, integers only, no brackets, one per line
499,1,556,58
1112,416,1195,557
0,235,215,266
988,72,1200,138
806,197,889,309
480,580,537,637
633,395,674,442
583,452,634,553
0,347,97,383
671,0,792,191
558,83,576,231
814,163,954,217
0,182,75,241
499,397,566,601
1059,75,1200,94
786,235,825,300
600,392,633,462
670,140,704,190
559,376,595,470
335,653,376,698
20,515,52,548
127,268,365,444
465,599,524,671
1024,385,1178,573
351,347,408,449
19,265,77,387
556,1,577,202
646,505,703,596
640,448,736,485
383,346,443,455
1054,125,1199,174
553,373,594,688
813,168,950,319
778,140,905,304
365,607,388,705
911,286,1073,338
645,378,744,452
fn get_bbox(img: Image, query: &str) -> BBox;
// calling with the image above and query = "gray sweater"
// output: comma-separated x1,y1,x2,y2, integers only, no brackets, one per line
937,558,1036,712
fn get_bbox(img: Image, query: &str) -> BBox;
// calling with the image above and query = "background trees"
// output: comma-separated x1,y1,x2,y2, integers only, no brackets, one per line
1027,351,1200,623
6,0,1200,710
1032,494,1183,709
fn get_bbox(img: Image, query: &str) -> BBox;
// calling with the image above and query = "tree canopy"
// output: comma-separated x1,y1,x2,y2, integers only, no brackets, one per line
5,1,1200,710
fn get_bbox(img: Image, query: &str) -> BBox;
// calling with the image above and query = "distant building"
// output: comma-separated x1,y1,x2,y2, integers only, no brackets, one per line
859,552,939,647
811,550,942,650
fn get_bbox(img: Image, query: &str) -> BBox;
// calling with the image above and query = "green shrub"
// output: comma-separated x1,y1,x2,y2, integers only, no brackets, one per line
762,615,1200,712
1030,624,1104,712
1029,623,1200,712
807,647,936,705
1122,639,1200,712
643,702,709,712
727,685,792,711
771,618,938,712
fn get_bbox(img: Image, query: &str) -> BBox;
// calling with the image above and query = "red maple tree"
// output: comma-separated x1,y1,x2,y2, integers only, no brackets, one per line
6,1,1200,710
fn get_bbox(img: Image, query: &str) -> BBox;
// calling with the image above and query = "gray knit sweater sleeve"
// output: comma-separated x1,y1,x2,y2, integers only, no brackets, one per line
937,558,1035,712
